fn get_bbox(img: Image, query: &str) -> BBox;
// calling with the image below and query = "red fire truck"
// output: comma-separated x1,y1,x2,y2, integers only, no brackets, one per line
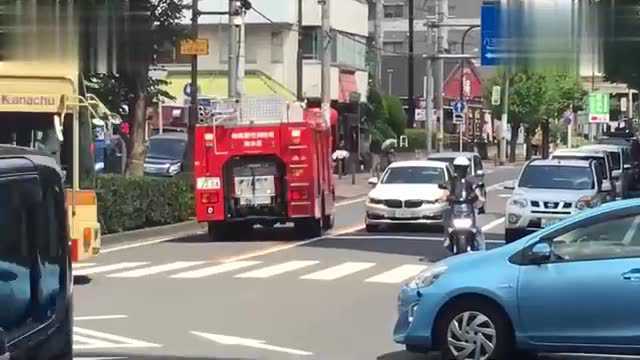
194,97,338,241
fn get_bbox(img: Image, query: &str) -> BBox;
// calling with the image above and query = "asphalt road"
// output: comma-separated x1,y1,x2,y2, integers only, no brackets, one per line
73,164,598,360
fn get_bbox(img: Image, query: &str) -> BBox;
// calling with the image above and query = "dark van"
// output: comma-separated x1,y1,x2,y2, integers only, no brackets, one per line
0,146,72,360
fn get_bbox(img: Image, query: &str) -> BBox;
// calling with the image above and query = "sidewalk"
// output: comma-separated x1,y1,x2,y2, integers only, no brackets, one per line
334,173,373,202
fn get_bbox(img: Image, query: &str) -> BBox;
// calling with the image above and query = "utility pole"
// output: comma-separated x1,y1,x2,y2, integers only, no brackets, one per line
374,0,383,86
408,0,415,128
297,0,303,101
435,0,448,152
229,0,242,98
425,56,433,153
190,0,199,130
500,68,509,165
320,0,331,127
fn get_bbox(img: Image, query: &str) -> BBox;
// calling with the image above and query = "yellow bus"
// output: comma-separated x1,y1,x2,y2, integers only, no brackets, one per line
0,62,119,261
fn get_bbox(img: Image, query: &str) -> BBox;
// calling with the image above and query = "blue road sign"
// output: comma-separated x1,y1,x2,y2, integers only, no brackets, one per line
481,1,502,66
453,100,466,114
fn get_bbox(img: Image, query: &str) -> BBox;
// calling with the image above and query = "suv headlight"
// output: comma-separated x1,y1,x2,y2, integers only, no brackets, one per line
509,197,527,209
168,163,182,175
576,196,598,210
368,197,384,205
407,264,448,289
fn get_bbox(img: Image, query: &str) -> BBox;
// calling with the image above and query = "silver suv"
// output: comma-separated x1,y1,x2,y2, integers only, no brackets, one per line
505,158,608,243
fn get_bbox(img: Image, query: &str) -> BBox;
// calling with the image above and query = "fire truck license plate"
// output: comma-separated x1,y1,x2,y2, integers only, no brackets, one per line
241,196,271,206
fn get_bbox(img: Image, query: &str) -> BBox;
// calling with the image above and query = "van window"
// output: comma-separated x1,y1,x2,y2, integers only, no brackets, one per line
608,151,622,170
0,179,35,333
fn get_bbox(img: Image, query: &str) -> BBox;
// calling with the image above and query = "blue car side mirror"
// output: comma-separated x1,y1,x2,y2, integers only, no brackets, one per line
529,242,552,264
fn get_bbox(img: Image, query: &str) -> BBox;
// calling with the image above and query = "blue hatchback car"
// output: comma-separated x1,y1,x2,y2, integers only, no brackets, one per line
395,199,640,359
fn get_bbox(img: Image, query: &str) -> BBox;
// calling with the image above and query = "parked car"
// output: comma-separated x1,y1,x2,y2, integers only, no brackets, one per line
427,152,487,214
365,161,451,232
582,144,633,198
550,148,617,200
0,146,72,359
505,158,608,243
144,132,187,177
395,198,640,359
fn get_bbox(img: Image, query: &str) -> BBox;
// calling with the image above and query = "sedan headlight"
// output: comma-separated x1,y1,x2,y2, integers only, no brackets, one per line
368,197,384,205
407,264,448,289
509,197,527,209
168,163,182,175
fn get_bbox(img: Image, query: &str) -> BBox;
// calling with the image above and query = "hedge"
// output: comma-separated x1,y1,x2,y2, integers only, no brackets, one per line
399,128,438,153
97,175,194,234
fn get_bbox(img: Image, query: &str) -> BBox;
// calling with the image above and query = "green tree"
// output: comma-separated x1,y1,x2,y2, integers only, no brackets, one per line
85,0,185,176
485,69,547,162
366,87,396,149
383,95,407,137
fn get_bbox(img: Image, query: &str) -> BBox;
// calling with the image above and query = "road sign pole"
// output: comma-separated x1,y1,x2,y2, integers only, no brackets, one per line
459,122,463,152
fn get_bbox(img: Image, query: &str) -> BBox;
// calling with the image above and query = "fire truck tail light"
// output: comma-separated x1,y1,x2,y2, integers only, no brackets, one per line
201,192,219,204
290,189,308,201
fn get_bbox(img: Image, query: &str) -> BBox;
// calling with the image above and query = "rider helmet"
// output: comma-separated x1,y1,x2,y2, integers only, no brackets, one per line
452,156,471,179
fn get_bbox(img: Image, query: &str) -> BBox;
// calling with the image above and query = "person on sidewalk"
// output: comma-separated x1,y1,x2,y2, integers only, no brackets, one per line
369,138,382,177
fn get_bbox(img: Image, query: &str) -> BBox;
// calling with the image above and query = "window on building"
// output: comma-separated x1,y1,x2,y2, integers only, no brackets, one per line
246,35,258,64
384,4,404,18
426,5,436,15
156,40,190,65
219,27,229,64
271,31,284,63
448,5,456,15
384,41,404,54
302,27,320,60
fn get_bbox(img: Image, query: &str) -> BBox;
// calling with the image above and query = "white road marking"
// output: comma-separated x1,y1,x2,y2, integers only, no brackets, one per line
486,181,511,192
108,261,206,278
219,224,365,263
170,261,262,279
329,235,504,244
335,196,367,206
72,263,96,269
101,234,202,254
300,262,376,280
74,262,149,276
365,264,429,284
73,357,128,360
482,217,505,232
235,260,319,278
73,327,161,349
498,194,511,198
191,331,313,356
623,216,640,245
75,315,128,321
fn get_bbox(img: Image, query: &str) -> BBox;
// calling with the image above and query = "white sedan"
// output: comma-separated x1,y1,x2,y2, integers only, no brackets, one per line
365,160,451,232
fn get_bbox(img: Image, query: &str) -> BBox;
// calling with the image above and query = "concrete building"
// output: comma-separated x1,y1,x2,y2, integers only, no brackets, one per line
158,0,369,105
369,0,483,97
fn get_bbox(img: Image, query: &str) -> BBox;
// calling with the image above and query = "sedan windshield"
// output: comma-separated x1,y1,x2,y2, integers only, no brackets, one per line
147,139,186,160
518,165,594,190
381,166,445,184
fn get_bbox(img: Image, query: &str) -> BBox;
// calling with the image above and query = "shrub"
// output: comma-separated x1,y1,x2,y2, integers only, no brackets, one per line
383,95,407,137
97,175,194,234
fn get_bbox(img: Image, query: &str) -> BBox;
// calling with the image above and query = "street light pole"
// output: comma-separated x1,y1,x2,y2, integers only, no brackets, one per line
459,26,479,152
387,69,394,95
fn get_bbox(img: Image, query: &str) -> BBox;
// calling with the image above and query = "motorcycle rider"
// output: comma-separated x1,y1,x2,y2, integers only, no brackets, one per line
442,156,486,252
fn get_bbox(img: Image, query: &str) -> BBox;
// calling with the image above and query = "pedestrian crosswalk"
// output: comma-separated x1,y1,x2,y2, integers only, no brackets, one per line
73,259,428,285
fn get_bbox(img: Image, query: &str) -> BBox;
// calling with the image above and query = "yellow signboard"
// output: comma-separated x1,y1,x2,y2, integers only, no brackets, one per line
0,94,62,113
180,39,209,56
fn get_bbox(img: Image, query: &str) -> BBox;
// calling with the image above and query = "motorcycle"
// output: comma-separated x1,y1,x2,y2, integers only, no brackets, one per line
440,183,484,255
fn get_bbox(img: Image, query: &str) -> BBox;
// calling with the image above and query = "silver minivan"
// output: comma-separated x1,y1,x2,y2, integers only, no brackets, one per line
551,148,617,200
582,144,632,198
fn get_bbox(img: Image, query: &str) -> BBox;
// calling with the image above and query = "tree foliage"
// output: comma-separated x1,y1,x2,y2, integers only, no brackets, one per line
366,88,397,150
383,95,407,137
602,0,640,91
85,0,185,176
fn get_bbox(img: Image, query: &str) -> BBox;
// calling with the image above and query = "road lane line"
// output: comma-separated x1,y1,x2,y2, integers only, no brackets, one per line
75,315,128,321
300,262,376,280
219,224,365,263
74,262,149,276
482,217,505,232
235,260,319,278
101,234,204,254
72,263,96,269
326,235,505,244
191,331,313,356
335,196,367,206
73,327,161,348
486,181,512,192
170,261,262,279
73,334,115,349
365,264,429,284
108,261,206,278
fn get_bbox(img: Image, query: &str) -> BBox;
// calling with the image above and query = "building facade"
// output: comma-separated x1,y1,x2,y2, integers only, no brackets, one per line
158,0,369,105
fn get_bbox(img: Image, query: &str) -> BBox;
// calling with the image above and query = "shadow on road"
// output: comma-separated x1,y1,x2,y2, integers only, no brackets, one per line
73,275,92,286
75,353,253,360
377,350,436,359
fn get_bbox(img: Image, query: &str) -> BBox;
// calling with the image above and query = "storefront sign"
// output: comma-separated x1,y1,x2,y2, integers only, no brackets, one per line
0,94,60,112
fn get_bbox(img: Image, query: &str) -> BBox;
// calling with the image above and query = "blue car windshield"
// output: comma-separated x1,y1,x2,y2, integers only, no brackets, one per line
382,166,445,184
519,165,594,190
